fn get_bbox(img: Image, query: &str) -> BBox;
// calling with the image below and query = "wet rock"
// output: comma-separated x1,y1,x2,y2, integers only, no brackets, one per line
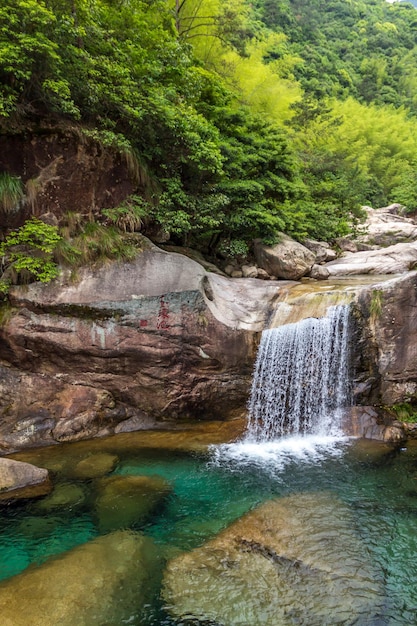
0,530,158,626
35,483,86,511
356,273,417,406
93,474,172,532
70,453,119,479
0,458,51,501
163,492,384,626
254,234,315,280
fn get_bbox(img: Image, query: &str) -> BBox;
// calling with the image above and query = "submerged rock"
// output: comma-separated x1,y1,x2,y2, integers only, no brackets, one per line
93,474,172,532
0,458,51,501
70,452,119,479
163,492,384,626
0,530,158,626
35,483,86,512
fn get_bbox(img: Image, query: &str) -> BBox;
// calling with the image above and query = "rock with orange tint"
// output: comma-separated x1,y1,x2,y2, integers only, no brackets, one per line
163,492,384,626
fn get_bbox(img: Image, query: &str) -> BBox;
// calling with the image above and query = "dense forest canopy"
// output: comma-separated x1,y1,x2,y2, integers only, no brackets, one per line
1,0,417,281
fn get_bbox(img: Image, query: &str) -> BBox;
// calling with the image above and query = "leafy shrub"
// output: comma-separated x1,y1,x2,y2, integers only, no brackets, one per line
0,218,62,294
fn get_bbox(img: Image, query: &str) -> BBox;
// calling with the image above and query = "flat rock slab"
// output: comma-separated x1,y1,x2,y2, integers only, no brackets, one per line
325,241,417,275
163,491,385,626
0,530,158,626
0,458,50,500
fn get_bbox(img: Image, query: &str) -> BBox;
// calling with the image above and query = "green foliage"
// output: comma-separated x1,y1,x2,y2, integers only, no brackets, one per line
0,218,62,293
369,289,383,321
55,221,138,268
102,196,151,233
2,0,417,261
390,402,417,423
0,173,24,214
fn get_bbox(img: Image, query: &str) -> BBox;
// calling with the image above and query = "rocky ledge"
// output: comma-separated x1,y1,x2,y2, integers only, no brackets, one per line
0,241,294,452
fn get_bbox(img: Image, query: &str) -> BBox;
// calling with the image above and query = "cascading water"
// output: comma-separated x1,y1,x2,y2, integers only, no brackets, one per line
246,305,351,442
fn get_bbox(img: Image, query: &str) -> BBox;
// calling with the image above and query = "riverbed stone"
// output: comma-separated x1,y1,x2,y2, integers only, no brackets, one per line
93,474,172,532
163,492,384,626
70,452,119,479
0,458,51,501
35,483,87,511
0,530,158,626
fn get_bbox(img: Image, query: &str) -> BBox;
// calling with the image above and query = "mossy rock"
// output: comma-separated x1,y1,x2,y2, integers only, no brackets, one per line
35,483,86,512
0,530,159,626
93,474,172,532
69,453,119,479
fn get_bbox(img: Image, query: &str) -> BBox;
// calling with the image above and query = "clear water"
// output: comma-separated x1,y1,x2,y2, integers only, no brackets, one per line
1,436,417,624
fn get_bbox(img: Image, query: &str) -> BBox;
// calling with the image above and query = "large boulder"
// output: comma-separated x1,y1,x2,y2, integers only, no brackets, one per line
0,244,292,451
325,241,417,275
0,530,158,626
163,492,384,626
0,458,51,500
93,474,172,532
254,235,315,280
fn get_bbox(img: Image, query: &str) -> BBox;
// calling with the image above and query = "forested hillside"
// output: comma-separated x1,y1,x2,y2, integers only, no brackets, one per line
1,0,417,285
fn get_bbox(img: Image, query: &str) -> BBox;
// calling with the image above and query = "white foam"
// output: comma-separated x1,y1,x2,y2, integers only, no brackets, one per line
210,434,351,475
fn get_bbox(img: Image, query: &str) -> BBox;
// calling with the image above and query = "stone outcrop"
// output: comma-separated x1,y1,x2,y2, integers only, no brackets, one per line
325,241,417,275
0,458,51,500
356,204,417,247
254,234,316,280
0,530,159,626
163,492,384,626
0,243,292,452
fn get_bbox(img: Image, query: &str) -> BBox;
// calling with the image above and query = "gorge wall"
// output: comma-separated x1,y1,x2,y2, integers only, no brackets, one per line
0,242,291,453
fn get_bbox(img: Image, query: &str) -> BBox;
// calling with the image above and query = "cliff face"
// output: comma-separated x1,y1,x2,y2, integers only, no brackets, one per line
0,243,289,453
0,129,135,231
355,272,417,406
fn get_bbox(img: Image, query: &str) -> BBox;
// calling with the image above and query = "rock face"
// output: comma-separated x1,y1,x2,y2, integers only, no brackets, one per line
0,530,158,626
355,272,417,407
0,130,135,232
0,243,291,452
0,458,50,500
254,234,316,280
163,492,384,626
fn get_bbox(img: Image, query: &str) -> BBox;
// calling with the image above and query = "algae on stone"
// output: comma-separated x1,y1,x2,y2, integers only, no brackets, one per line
93,474,172,532
0,530,159,626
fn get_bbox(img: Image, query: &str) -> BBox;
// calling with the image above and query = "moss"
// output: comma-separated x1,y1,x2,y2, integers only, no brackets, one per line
389,402,417,424
0,302,14,327
369,289,383,321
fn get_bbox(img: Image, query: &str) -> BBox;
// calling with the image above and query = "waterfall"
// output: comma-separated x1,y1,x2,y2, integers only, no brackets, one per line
246,305,351,442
